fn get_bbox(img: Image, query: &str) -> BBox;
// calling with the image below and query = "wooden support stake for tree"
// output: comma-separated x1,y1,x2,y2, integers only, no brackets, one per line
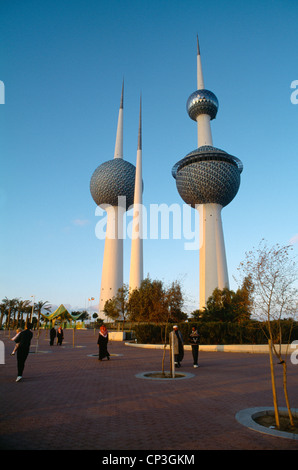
281,360,294,428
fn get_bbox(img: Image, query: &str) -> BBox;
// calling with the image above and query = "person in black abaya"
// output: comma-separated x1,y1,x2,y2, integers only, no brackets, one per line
97,325,110,361
50,326,56,346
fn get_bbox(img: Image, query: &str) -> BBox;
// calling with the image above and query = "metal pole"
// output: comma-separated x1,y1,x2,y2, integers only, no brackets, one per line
170,331,175,378
30,295,35,323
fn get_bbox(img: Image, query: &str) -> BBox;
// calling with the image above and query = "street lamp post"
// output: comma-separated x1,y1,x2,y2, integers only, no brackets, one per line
30,295,35,323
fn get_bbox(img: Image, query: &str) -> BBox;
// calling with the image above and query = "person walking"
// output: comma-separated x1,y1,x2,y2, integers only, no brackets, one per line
57,326,64,346
49,326,56,346
97,325,110,361
15,322,33,382
172,325,184,368
189,326,200,368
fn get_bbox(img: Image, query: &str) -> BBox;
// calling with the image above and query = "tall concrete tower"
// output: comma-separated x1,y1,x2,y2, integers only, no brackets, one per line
172,37,243,309
129,97,144,291
90,83,136,318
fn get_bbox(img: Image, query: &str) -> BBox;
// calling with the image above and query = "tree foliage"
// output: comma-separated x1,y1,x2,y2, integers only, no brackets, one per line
190,277,254,323
103,284,130,328
128,277,186,323
103,277,186,324
238,240,298,325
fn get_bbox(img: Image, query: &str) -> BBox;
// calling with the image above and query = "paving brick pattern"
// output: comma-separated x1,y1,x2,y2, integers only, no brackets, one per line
1,329,297,450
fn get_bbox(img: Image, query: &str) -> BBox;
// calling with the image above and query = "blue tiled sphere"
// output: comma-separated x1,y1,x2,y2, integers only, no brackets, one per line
172,146,242,208
187,89,218,121
90,158,136,210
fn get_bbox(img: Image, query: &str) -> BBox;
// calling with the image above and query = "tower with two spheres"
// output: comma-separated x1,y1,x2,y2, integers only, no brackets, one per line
172,37,243,309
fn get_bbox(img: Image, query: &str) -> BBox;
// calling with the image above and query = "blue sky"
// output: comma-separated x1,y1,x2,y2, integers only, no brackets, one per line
1,0,297,314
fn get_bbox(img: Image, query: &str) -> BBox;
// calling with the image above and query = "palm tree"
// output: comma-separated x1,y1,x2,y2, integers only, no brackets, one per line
15,299,31,328
0,301,7,328
35,300,51,330
24,304,32,327
2,297,18,331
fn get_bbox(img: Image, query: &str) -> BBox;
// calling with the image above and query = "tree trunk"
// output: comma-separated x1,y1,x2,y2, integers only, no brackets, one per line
282,360,294,427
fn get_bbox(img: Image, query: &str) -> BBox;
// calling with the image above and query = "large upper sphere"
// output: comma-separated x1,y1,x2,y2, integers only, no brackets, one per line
172,146,242,208
90,159,135,210
187,89,218,121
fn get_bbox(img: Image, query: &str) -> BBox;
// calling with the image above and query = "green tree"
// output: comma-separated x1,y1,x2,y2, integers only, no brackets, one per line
0,301,6,328
194,278,253,323
15,299,31,328
233,276,254,324
2,297,18,330
203,287,234,322
165,280,187,323
104,284,130,329
127,278,164,322
127,277,186,323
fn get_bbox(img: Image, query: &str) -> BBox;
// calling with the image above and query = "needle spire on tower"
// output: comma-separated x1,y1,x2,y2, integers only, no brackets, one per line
114,80,124,159
196,34,205,90
138,94,142,151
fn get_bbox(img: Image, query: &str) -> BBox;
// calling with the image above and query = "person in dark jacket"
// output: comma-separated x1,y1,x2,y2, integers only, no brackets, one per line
15,322,33,382
97,325,110,361
49,327,56,346
189,326,200,368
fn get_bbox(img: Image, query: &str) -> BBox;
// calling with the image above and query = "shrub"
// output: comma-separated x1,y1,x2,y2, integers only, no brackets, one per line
133,321,298,345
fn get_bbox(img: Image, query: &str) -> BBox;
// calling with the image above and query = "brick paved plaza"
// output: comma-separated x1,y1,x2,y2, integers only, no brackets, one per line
1,329,297,451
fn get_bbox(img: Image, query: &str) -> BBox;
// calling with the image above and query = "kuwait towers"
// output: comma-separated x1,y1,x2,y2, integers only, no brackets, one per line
90,84,143,318
172,37,243,309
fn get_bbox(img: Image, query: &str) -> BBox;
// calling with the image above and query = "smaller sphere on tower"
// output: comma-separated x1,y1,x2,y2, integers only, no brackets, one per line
187,89,219,121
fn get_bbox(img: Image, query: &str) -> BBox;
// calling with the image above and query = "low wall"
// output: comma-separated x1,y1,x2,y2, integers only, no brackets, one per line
125,343,295,354
109,331,126,341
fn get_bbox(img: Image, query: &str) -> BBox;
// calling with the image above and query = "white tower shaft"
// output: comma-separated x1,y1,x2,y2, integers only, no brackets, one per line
197,203,229,309
129,98,143,291
99,205,124,317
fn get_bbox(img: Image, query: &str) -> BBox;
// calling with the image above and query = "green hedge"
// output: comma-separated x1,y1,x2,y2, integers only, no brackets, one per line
133,321,298,345
133,324,169,344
